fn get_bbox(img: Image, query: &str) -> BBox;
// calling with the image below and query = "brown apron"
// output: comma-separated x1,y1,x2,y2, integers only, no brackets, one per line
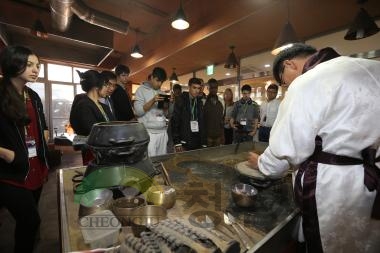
294,136,380,253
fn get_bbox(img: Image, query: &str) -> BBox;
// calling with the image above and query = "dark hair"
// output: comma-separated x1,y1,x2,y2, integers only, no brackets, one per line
101,70,117,83
272,43,317,84
188,77,201,86
152,67,167,82
0,45,37,125
115,64,130,76
77,70,105,92
267,84,279,91
207,78,218,87
173,83,182,92
241,84,252,92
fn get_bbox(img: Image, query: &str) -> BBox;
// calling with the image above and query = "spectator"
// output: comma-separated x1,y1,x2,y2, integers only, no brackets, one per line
258,84,281,142
134,67,168,157
171,77,207,152
203,78,224,147
230,85,259,143
167,83,182,153
223,88,235,145
100,70,117,117
248,43,380,252
0,45,49,253
70,70,115,164
111,64,135,121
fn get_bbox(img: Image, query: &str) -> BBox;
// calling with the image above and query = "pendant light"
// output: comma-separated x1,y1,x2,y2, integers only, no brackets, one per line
271,0,299,55
171,0,189,30
170,68,179,83
31,19,48,39
130,29,143,58
344,2,379,40
224,46,239,69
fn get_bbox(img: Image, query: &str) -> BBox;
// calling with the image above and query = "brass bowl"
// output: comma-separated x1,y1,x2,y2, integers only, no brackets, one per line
78,188,113,218
112,196,146,225
146,185,176,209
231,183,258,207
130,205,167,237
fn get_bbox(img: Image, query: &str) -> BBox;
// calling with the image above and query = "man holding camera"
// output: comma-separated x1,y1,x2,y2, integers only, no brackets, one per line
134,67,169,157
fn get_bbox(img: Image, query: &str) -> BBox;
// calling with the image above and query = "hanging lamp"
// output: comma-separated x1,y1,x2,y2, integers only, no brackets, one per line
170,68,179,83
344,6,379,40
224,46,239,69
171,0,190,30
31,19,48,39
271,0,299,55
130,29,143,58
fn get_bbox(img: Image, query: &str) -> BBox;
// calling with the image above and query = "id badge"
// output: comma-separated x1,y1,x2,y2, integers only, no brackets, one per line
190,120,199,132
26,137,37,158
240,118,247,126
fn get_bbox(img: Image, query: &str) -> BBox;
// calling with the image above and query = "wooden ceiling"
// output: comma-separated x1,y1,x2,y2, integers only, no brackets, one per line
1,0,380,83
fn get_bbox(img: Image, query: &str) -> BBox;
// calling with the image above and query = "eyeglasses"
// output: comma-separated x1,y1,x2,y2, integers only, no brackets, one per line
104,82,117,87
242,92,250,95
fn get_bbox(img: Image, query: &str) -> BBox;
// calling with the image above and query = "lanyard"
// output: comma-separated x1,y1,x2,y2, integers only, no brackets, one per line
190,97,197,121
96,102,109,122
24,90,30,136
242,103,249,116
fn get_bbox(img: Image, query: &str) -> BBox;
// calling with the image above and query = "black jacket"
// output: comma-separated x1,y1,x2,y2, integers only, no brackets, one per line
171,92,206,150
110,84,135,121
70,95,115,136
0,87,49,181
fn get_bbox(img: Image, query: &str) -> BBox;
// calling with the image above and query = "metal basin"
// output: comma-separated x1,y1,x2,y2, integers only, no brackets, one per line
78,188,113,218
231,183,258,208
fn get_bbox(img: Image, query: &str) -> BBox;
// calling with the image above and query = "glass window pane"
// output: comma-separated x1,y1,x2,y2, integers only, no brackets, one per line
38,64,44,78
26,82,45,107
52,83,74,134
76,84,85,94
73,67,90,83
48,63,72,82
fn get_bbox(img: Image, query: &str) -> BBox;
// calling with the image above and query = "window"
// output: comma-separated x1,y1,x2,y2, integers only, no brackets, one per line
48,63,72,82
51,84,74,135
27,82,45,108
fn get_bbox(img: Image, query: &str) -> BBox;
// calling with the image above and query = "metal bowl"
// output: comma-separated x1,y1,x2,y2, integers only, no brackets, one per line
231,183,258,207
78,188,113,218
112,196,146,225
130,205,167,237
146,185,176,209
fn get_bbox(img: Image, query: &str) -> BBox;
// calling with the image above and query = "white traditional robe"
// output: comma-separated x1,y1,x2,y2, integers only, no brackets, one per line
258,56,380,252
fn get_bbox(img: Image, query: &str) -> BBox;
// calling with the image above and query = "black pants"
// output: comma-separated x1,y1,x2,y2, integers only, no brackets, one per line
0,183,42,253
258,126,272,142
224,128,233,145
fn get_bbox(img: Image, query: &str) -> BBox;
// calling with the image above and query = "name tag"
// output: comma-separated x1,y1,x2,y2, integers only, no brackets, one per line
26,138,37,158
190,120,199,132
240,118,247,126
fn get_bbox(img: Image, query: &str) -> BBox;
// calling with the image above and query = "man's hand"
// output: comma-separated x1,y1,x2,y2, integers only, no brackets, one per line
247,152,259,169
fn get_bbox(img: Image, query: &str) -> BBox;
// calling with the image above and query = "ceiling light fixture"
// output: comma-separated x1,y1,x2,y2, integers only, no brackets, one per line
344,1,379,40
130,29,143,58
171,0,189,30
170,68,179,83
224,46,239,69
31,19,48,39
271,0,299,55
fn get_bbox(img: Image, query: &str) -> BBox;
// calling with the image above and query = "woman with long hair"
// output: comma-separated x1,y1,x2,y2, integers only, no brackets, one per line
69,70,115,165
223,88,235,144
0,45,49,253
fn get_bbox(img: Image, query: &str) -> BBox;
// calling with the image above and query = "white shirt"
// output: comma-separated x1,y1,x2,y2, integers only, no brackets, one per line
259,99,281,127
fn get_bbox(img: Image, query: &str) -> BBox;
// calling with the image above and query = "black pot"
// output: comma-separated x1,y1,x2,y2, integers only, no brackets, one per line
87,121,149,147
87,121,150,165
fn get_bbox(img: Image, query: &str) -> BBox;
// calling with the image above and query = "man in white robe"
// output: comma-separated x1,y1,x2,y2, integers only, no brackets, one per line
248,43,380,253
